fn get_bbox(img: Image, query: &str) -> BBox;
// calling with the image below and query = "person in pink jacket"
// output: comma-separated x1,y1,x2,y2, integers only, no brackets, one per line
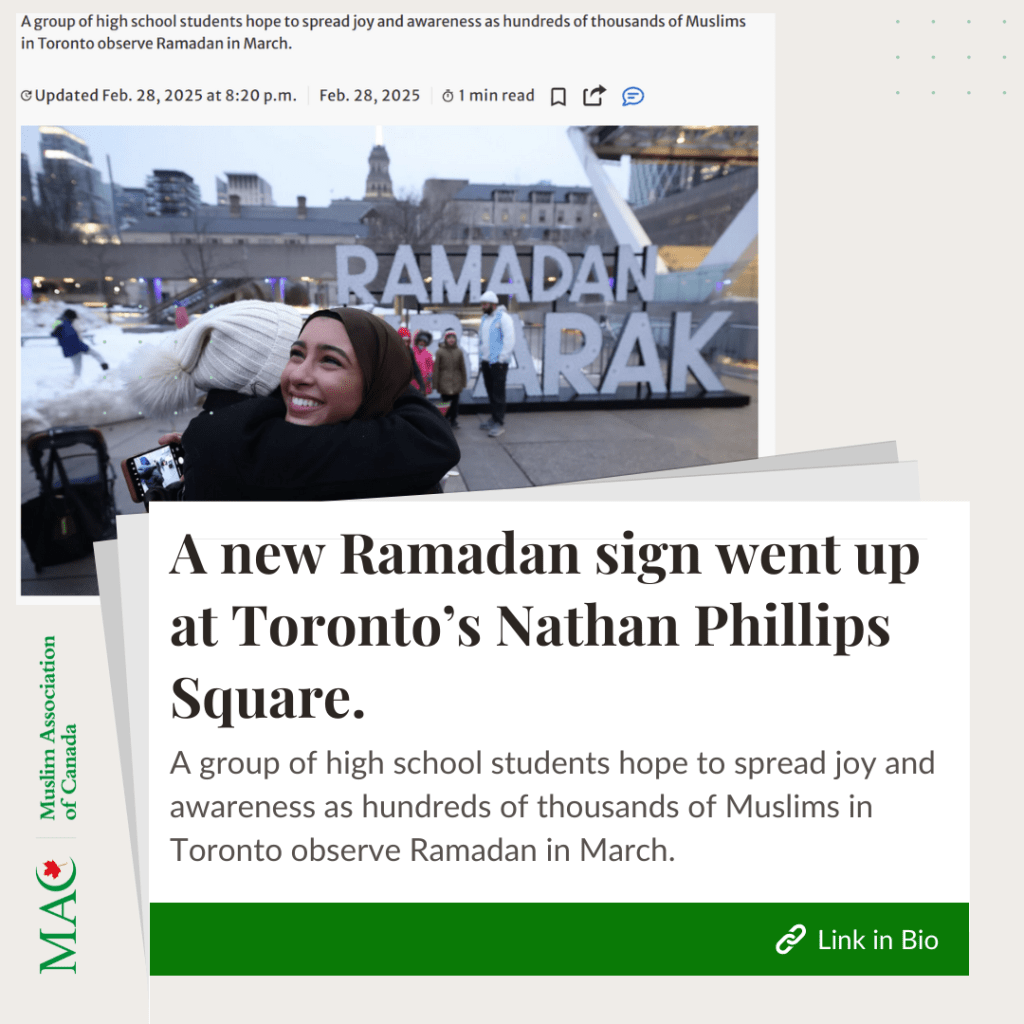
413,330,434,394
398,325,424,391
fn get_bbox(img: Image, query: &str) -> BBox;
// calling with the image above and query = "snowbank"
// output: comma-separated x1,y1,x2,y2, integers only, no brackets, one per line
22,303,180,440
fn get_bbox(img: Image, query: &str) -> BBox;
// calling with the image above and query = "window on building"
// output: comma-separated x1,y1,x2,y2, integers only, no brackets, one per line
481,211,491,222
493,189,515,202
538,212,546,223
501,211,509,222
520,212,528,223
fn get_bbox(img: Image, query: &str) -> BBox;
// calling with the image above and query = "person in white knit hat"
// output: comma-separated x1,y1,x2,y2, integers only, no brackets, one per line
125,300,305,419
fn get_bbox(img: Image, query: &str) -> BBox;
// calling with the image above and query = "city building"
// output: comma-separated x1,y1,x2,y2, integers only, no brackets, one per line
112,184,147,228
364,145,395,202
145,169,202,217
36,125,112,233
632,167,758,248
329,198,376,221
216,172,274,207
628,160,744,208
21,153,35,214
421,179,610,244
119,197,369,246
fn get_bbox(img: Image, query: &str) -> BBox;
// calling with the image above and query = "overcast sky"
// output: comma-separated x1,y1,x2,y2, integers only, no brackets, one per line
22,125,631,206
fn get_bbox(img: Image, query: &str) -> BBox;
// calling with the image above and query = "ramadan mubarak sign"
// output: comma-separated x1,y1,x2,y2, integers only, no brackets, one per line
336,244,749,408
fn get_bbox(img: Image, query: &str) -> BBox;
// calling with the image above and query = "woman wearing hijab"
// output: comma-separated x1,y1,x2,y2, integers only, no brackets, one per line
132,303,459,501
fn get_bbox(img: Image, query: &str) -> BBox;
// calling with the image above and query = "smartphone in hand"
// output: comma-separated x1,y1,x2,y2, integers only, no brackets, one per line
120,442,185,503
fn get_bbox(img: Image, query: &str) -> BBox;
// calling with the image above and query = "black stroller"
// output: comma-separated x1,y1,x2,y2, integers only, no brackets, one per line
21,426,119,572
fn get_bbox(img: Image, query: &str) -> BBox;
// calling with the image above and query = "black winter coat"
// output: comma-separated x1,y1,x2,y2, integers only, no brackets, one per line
179,387,460,501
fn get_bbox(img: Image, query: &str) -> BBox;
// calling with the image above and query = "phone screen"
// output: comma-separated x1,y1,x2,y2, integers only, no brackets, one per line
129,445,183,495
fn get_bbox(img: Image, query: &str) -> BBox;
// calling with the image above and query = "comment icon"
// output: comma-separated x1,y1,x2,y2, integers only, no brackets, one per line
622,86,644,106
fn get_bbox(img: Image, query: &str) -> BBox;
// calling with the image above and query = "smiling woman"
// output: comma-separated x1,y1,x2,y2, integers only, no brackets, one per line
128,302,459,501
282,316,366,426
279,307,418,426
182,306,458,500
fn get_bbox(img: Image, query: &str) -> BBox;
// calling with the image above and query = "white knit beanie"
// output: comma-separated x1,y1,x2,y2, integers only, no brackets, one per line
124,301,305,419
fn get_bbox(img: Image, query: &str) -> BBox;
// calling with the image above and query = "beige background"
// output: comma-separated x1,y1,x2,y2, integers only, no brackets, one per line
4,1,1017,1019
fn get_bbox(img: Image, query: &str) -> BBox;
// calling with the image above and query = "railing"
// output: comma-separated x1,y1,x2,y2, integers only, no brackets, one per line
146,278,251,324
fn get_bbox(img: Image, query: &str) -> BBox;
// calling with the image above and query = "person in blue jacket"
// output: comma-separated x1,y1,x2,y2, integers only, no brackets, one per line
477,290,515,437
51,309,108,378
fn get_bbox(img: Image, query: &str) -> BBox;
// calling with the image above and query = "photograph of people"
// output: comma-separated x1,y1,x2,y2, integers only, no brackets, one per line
20,124,758,594
135,302,460,502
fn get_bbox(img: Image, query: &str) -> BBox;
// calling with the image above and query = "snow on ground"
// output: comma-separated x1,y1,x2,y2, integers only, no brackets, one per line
20,303,170,440
20,302,325,440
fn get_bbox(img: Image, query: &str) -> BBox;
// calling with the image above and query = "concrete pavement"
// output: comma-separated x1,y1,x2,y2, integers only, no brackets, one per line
450,374,757,491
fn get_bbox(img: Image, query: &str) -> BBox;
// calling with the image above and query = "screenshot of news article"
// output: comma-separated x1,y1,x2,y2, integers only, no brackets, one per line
18,13,770,597
10,6,1007,1024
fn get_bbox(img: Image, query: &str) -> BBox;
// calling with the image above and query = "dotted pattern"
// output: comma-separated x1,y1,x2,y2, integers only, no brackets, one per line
894,16,1013,96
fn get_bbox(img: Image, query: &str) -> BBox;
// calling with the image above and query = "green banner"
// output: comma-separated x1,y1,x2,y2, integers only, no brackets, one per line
151,902,968,975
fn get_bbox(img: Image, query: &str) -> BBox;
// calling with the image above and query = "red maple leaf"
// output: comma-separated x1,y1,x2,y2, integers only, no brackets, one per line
43,860,62,879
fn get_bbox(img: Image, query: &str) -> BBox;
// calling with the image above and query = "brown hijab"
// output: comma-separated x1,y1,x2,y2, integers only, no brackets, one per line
300,307,415,420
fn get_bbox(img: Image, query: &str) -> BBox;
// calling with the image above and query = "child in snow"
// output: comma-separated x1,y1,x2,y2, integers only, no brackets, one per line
51,310,108,379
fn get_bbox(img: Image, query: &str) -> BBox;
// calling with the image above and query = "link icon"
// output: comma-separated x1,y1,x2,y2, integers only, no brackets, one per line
775,923,807,954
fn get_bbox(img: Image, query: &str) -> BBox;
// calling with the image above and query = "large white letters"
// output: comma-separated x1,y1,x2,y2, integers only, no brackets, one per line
669,311,731,393
335,246,379,305
542,313,603,396
334,245,733,396
600,312,667,395
381,245,429,305
430,245,482,305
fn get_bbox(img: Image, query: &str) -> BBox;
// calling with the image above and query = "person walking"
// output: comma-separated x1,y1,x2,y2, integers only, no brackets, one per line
477,290,515,437
51,309,108,378
413,330,435,395
435,328,467,428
